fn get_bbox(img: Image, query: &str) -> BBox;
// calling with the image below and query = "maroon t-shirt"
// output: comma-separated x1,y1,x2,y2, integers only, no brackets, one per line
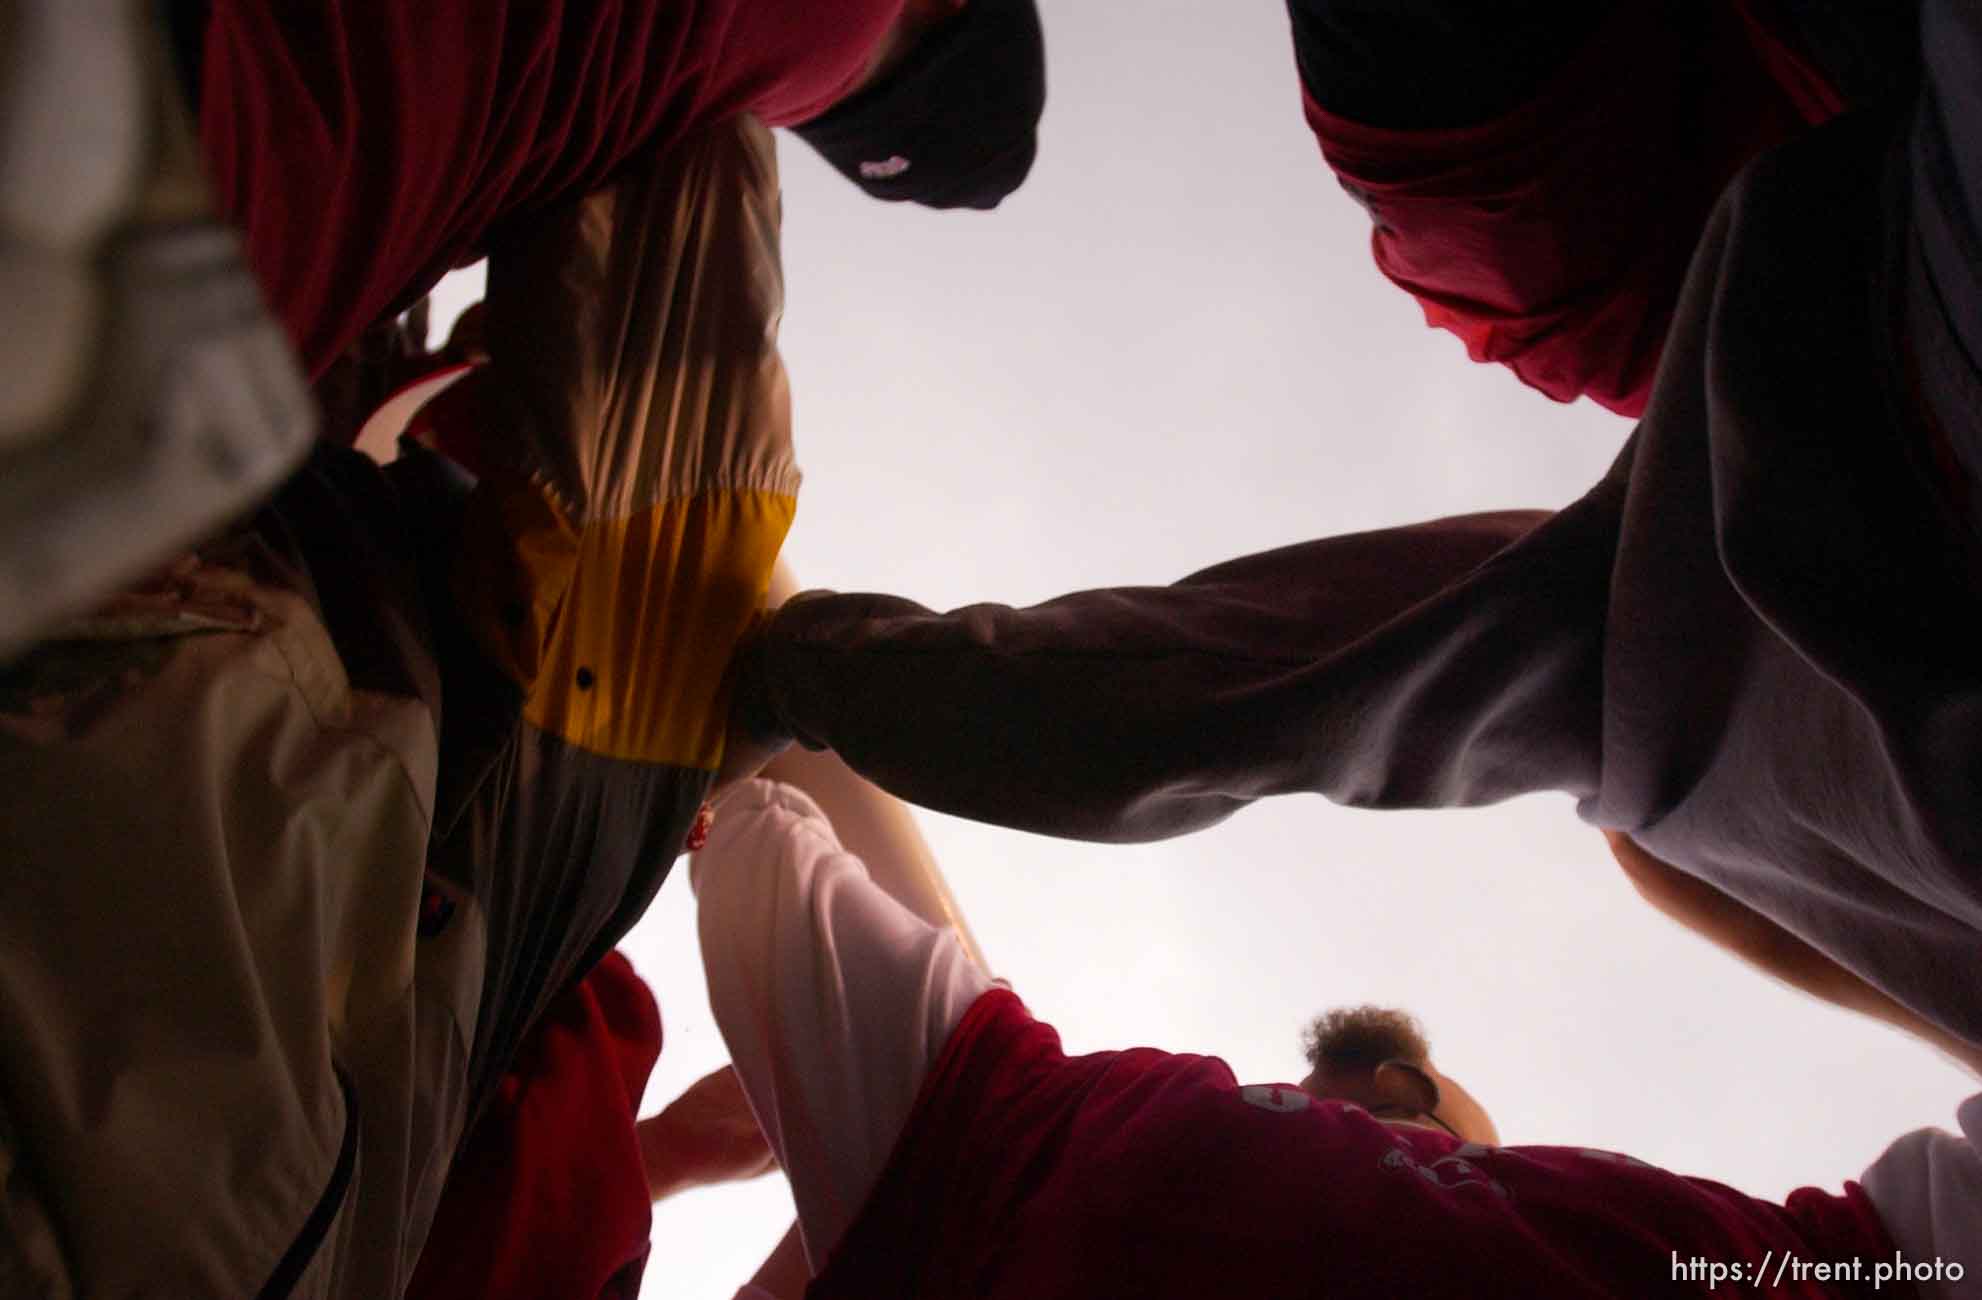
1299,0,1830,418
812,990,1910,1300
197,0,903,375
407,951,661,1300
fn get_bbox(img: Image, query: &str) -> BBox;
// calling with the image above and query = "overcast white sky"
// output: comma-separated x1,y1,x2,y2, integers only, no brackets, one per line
441,3,1975,1294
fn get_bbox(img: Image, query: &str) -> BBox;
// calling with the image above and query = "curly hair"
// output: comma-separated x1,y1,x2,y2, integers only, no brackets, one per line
1301,1005,1430,1073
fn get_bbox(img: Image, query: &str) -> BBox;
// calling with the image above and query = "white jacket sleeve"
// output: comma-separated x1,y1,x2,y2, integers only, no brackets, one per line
1859,1094,1982,1299
692,780,993,1272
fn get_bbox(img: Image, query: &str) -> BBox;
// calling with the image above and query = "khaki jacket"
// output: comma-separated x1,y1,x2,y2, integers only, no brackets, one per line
0,115,795,1297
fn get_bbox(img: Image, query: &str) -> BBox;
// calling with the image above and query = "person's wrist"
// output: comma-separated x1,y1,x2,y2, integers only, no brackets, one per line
638,1114,694,1202
711,589,846,806
733,588,840,749
727,621,791,751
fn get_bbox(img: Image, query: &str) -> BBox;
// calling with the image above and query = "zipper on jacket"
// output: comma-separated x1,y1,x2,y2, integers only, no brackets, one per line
256,1069,359,1300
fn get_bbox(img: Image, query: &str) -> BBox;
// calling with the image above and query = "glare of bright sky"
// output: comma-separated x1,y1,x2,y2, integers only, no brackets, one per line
432,4,1975,1295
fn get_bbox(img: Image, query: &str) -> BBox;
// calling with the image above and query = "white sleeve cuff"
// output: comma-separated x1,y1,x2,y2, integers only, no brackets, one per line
690,778,836,897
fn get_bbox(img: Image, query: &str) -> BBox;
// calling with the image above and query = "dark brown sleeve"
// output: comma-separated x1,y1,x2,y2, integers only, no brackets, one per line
746,473,1629,843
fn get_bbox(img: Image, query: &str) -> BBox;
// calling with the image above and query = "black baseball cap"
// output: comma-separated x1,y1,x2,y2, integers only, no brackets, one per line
792,0,1046,210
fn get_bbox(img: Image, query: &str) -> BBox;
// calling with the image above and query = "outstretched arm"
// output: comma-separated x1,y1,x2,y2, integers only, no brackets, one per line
729,489,1623,843
756,742,988,969
1605,832,1982,1077
722,560,990,965
637,1067,802,1300
696,579,997,1292
637,1064,778,1203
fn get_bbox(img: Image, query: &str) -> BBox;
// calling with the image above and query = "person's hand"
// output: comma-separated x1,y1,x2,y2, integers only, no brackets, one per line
710,675,792,809
636,1065,778,1203
707,563,809,808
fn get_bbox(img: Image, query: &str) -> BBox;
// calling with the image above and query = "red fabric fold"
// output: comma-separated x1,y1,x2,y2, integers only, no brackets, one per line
408,951,662,1300
1300,0,1831,416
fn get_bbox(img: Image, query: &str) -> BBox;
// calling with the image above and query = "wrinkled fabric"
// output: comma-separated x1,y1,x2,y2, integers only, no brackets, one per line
0,453,467,1299
812,991,1910,1300
1297,0,1823,416
197,0,901,374
0,117,797,1298
408,952,662,1300
419,118,799,1120
1860,1094,1982,1300
693,781,994,1271
748,6,1982,1063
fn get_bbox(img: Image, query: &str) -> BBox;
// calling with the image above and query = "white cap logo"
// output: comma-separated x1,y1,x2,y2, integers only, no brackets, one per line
859,155,913,180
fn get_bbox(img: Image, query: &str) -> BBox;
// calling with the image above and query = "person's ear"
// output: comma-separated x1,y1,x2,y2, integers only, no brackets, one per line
1372,1060,1439,1110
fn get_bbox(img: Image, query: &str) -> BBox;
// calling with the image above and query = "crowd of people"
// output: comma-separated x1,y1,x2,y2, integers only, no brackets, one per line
1,0,1977,1296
